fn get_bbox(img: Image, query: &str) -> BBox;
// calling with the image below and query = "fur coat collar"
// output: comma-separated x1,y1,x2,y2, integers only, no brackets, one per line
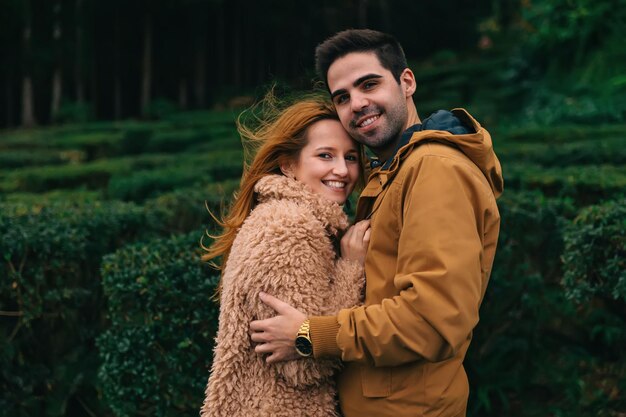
254,175,349,236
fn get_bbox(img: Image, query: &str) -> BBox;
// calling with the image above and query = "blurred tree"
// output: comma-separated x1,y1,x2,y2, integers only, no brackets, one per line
50,0,63,120
21,0,37,127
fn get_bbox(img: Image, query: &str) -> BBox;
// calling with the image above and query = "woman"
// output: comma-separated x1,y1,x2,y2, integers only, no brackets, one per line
200,94,370,417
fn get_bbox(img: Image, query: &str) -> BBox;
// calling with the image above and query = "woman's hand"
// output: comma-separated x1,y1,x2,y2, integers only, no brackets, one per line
340,219,371,265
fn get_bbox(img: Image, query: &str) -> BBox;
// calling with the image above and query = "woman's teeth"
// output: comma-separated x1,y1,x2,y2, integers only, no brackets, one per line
323,181,346,189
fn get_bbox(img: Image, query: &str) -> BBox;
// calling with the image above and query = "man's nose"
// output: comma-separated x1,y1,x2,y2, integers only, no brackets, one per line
351,92,369,112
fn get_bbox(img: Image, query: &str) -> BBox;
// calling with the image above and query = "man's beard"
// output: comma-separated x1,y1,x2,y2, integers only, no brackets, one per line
348,101,408,152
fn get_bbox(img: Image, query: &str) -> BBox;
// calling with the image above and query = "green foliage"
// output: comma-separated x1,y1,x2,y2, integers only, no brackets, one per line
504,163,626,206
0,201,152,417
98,232,219,417
120,128,153,156
0,149,68,169
146,130,213,153
562,199,626,303
496,137,626,167
467,191,625,416
0,150,243,195
107,168,211,202
53,101,94,124
144,98,180,120
144,180,239,234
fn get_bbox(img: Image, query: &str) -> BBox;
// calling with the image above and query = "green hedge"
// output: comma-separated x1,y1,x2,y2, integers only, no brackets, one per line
0,201,151,417
466,191,625,416
0,150,70,169
495,124,626,143
497,137,626,167
504,163,626,206
107,168,213,202
0,150,243,195
562,199,626,303
143,180,239,234
98,231,219,417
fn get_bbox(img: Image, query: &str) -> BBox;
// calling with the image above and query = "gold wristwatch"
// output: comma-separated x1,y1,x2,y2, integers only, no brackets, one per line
294,319,313,357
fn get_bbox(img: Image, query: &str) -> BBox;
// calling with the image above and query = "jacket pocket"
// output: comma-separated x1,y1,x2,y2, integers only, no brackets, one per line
361,365,391,398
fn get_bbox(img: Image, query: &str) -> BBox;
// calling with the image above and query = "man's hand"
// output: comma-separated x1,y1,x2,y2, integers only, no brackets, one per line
249,292,307,364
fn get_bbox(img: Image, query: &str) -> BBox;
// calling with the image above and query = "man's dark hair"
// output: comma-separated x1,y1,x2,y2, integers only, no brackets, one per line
315,29,408,86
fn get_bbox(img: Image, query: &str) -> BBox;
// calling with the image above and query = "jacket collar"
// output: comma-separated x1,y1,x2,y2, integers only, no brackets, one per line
254,174,349,235
368,108,503,198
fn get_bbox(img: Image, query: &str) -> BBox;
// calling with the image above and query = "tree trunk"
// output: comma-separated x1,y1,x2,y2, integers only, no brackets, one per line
141,11,153,116
51,0,63,121
6,71,14,127
358,0,368,28
178,78,188,110
232,8,241,88
216,5,225,87
75,0,84,104
194,40,206,107
113,2,121,119
21,0,36,128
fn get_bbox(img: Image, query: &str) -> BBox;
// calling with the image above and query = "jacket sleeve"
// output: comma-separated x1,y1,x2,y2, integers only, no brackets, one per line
233,201,343,386
311,154,490,366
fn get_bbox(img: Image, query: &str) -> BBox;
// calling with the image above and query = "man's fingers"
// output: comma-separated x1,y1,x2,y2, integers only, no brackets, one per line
250,331,269,343
363,228,371,243
249,318,270,333
254,342,275,354
259,292,290,314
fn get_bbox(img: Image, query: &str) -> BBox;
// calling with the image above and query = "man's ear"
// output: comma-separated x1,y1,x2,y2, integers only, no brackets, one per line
400,68,417,97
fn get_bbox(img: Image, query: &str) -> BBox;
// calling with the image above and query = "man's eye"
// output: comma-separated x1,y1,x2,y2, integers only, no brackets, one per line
363,81,377,90
335,95,348,105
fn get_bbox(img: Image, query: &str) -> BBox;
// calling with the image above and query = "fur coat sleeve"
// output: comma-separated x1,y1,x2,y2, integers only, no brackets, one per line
216,197,364,387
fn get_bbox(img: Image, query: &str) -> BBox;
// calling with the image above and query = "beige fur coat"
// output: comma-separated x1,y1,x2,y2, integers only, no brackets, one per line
201,174,364,417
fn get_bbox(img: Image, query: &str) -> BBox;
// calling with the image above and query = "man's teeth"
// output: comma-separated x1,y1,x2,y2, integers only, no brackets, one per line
323,181,346,189
360,115,379,127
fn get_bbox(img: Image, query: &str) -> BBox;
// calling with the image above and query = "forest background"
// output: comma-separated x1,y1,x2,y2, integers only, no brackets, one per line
1,0,625,416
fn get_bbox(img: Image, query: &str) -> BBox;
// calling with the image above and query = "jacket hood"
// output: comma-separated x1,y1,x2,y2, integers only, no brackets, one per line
254,174,349,234
385,108,503,198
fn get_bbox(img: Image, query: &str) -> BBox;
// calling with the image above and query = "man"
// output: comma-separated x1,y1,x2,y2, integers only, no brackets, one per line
250,29,503,417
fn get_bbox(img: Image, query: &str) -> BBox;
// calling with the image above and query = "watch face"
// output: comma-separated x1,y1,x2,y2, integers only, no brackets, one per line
295,336,313,356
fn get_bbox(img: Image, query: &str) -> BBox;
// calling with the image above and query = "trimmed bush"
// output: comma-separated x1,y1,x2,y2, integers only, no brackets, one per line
562,199,626,303
0,201,153,417
496,124,626,143
0,150,68,169
0,189,102,204
120,128,153,156
146,130,213,153
504,163,626,206
107,168,213,202
1,151,243,195
467,191,625,416
144,180,239,234
497,137,626,167
98,231,219,417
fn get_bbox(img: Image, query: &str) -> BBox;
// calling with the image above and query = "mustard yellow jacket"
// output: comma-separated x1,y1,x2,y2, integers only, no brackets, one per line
310,109,503,417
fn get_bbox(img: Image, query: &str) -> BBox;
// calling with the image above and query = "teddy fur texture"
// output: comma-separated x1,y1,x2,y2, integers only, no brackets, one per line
200,174,364,417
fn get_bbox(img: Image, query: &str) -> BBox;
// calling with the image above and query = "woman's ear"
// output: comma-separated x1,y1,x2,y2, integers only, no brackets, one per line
279,161,295,178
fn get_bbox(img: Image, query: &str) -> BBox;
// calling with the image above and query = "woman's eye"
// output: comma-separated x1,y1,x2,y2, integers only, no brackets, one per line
345,155,358,162
318,153,332,159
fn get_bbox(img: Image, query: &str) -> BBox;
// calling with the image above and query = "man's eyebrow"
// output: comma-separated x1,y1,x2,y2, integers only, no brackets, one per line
330,73,383,100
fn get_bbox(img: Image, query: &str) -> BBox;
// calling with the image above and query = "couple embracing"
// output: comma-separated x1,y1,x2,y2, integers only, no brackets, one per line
201,29,503,417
